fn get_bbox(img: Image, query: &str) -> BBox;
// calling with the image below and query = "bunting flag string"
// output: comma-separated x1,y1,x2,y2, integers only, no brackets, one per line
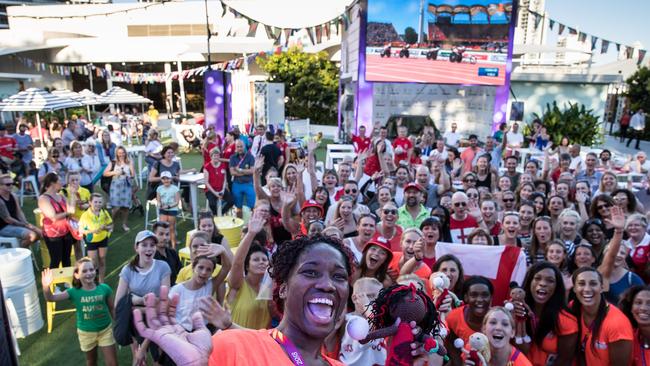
526,8,647,65
11,47,288,84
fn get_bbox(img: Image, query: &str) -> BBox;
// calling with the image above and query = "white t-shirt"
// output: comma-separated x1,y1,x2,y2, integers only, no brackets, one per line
443,131,461,146
344,238,363,265
145,140,163,155
339,313,387,366
570,155,584,172
429,147,448,162
169,281,213,331
506,132,524,147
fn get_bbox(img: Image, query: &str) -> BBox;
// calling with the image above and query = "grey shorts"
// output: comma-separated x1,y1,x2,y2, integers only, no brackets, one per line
0,225,32,239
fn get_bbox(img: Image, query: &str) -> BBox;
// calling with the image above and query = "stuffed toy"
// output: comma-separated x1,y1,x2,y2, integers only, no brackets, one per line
352,284,447,366
504,281,532,344
430,272,463,309
453,332,491,366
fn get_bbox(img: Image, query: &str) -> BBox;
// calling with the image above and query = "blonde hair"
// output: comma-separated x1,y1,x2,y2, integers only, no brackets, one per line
353,277,382,294
482,306,515,330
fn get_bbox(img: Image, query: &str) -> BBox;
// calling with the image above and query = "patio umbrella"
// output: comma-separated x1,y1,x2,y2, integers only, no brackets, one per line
98,86,152,105
51,89,83,119
55,89,101,120
0,87,83,142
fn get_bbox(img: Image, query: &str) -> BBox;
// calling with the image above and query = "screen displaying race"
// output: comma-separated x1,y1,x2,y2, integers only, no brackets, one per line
365,0,514,85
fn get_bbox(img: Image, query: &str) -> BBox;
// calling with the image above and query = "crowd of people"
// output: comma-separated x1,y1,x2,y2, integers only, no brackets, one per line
4,111,650,366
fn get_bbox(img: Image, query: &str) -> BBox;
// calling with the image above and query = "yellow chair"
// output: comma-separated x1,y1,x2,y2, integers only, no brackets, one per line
45,266,75,333
178,247,191,266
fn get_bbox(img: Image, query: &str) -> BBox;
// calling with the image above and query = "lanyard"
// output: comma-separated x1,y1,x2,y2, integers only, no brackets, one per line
638,330,648,366
269,328,306,366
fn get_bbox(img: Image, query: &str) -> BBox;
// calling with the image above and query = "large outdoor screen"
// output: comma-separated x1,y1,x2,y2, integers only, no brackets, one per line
366,0,514,85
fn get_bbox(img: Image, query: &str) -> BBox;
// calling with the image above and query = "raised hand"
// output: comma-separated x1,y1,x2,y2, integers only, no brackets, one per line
254,156,264,171
606,205,626,231
133,287,213,366
196,244,225,259
295,161,306,174
333,217,346,230
41,268,53,289
198,297,232,330
247,212,265,234
575,191,587,204
307,140,319,153
280,187,296,205
467,199,481,219
413,238,424,260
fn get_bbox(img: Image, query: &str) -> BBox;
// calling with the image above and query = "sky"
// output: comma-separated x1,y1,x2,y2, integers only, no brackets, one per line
544,0,650,64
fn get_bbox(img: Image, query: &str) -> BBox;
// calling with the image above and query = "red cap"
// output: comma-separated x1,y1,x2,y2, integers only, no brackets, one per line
363,234,394,262
404,182,424,192
300,199,324,216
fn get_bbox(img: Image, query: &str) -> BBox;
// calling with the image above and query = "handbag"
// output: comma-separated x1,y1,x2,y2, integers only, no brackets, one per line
146,161,161,200
67,218,83,240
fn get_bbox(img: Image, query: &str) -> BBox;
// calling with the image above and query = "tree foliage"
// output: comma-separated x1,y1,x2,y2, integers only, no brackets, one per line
624,66,650,112
404,27,418,44
257,47,339,125
529,101,603,146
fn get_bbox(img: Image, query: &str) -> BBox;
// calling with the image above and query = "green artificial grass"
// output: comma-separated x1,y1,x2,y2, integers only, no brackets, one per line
15,141,331,365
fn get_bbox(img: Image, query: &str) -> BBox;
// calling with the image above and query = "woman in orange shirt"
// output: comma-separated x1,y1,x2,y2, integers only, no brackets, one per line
570,267,633,366
620,285,650,366
519,262,578,366
446,275,493,365
133,234,439,366
463,307,533,366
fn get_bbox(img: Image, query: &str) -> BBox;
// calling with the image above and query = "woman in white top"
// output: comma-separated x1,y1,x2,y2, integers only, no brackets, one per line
82,141,101,192
64,141,92,188
145,129,163,169
343,214,376,265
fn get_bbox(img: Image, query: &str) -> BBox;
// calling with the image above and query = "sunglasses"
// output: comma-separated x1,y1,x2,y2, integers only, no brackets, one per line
453,202,467,207
383,209,398,215
345,188,358,194
2,183,12,187
463,178,476,183
503,198,515,202
596,204,611,210
467,193,479,198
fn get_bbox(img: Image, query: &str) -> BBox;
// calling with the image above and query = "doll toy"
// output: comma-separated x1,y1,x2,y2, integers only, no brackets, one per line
453,332,490,366
504,281,532,344
430,272,463,309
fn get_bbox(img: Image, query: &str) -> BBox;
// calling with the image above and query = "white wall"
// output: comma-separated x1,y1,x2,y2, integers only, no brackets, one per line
509,80,609,124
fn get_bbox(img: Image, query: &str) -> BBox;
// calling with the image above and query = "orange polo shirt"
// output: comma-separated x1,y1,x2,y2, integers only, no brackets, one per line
389,252,432,287
528,310,578,366
633,329,650,366
446,305,480,345
210,329,344,366
579,304,633,366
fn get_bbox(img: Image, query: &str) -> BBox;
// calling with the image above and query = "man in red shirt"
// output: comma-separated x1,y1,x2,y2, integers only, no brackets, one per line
460,134,481,173
392,125,412,165
0,125,16,164
351,125,371,153
204,147,233,215
449,192,485,244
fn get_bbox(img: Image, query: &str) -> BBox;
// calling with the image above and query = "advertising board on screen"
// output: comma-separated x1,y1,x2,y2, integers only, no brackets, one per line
366,0,514,86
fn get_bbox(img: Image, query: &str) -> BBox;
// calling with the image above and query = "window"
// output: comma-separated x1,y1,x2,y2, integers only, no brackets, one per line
127,24,212,37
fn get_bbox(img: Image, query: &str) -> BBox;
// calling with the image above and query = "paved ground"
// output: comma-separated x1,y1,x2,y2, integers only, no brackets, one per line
595,134,650,158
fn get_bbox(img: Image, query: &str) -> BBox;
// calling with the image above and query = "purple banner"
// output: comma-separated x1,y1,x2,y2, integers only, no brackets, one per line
204,70,230,136
491,1,517,132
355,7,373,133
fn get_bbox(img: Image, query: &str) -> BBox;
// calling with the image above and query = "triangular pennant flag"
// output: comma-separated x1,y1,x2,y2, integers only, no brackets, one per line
533,12,542,29
558,23,565,35
246,19,258,37
601,40,610,54
625,46,634,59
549,19,555,30
324,22,331,39
590,35,598,50
283,28,291,46
616,43,621,52
264,25,274,40
568,27,577,35
315,24,323,43
306,27,315,45
638,49,647,65
342,13,349,31
220,4,228,17
273,27,282,43
231,8,242,18
578,32,587,43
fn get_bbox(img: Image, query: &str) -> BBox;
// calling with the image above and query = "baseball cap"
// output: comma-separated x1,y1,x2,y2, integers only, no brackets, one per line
160,171,173,179
300,199,324,216
135,230,158,245
363,235,394,262
404,182,423,192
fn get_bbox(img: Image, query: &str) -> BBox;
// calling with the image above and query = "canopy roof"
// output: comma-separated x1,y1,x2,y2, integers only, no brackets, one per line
0,88,82,112
99,86,151,104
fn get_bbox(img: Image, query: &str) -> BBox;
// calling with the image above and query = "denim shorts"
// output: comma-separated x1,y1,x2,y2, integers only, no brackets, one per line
0,225,32,239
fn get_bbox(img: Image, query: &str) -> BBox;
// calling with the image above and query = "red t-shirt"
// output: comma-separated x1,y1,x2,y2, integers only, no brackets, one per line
364,154,381,177
203,142,218,165
222,142,236,169
449,215,478,244
204,162,227,192
376,225,404,252
277,141,288,160
0,136,16,159
392,137,412,164
388,251,432,285
489,221,502,236
351,134,371,153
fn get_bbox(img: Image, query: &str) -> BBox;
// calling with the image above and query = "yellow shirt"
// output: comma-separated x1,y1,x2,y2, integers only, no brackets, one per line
176,263,221,283
227,280,270,330
79,209,113,243
61,187,91,220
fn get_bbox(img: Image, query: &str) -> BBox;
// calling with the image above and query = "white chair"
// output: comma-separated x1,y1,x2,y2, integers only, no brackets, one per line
144,199,159,230
19,176,39,206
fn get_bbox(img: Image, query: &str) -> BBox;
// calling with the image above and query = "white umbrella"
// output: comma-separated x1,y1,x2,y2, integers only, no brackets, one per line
51,89,83,119
0,87,82,142
98,86,152,104
78,89,102,121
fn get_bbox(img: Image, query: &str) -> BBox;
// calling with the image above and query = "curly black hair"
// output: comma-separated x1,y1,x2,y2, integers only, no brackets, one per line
269,234,355,314
619,285,650,328
367,284,441,337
